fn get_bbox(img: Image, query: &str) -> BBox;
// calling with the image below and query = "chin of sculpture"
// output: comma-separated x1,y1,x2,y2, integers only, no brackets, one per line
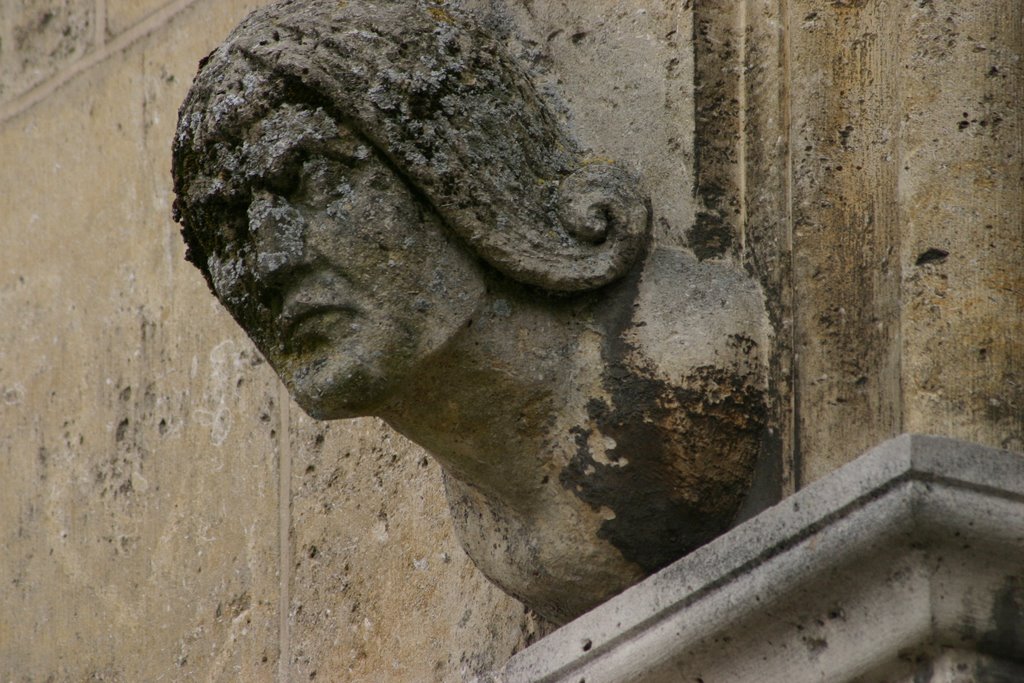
172,0,769,624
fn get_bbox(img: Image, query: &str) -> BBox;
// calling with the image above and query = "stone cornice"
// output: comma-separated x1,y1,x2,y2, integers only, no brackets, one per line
500,434,1024,682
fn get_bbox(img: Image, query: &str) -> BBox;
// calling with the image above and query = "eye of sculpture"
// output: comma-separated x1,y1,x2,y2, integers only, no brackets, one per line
173,0,770,624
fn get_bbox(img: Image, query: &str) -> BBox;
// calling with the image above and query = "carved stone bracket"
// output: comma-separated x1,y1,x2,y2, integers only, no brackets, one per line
172,0,770,624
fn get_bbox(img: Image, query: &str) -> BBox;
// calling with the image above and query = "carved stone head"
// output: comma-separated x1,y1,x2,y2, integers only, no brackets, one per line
173,0,769,624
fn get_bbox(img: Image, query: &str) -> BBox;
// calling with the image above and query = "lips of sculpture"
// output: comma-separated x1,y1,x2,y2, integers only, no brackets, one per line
278,271,360,350
247,254,391,420
283,303,357,347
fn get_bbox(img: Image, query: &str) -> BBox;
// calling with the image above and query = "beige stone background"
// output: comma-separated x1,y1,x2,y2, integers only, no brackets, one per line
2,0,1022,681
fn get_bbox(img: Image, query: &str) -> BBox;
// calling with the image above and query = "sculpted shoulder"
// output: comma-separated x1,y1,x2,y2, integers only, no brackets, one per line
627,247,768,386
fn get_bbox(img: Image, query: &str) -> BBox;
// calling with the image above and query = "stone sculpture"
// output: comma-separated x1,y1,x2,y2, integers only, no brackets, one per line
172,0,769,624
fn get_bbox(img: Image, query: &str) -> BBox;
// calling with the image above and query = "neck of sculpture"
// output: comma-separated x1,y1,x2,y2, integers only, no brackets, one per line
374,264,659,623
372,247,770,623
377,275,611,506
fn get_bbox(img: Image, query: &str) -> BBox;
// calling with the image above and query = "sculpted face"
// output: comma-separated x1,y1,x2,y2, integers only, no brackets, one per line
201,104,484,419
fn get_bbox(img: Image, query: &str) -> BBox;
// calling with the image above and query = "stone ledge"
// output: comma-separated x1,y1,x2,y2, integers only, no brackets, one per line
498,434,1024,683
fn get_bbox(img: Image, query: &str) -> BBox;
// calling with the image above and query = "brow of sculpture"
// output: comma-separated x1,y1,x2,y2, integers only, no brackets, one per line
172,0,769,625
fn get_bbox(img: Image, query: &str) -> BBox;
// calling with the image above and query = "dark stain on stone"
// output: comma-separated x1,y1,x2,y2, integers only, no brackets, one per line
979,575,1024,661
974,653,1024,682
115,418,130,443
560,266,764,572
912,658,934,683
689,209,734,261
561,365,763,572
37,446,49,480
732,416,783,524
803,636,829,656
915,248,949,266
229,591,252,618
839,124,854,149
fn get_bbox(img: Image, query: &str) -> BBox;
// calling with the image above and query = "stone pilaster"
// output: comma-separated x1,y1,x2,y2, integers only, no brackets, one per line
734,0,1023,487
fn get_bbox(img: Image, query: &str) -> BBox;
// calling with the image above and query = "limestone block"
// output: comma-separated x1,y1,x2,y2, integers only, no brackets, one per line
0,1,279,680
786,0,905,484
702,0,1024,487
895,0,1024,454
0,0,95,102
106,0,172,38
500,435,1024,683
782,0,1024,484
287,415,549,681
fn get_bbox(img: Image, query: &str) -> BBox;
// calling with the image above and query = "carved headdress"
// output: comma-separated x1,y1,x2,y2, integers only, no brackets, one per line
173,0,649,293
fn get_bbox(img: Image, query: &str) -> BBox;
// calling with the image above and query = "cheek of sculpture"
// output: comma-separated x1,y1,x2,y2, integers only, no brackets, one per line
211,154,485,420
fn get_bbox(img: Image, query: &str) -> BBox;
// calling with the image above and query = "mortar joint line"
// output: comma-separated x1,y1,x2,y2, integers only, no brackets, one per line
779,0,799,494
0,0,204,124
278,382,292,681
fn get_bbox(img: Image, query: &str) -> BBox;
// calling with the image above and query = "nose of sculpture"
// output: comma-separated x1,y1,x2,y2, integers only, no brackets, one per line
248,190,311,285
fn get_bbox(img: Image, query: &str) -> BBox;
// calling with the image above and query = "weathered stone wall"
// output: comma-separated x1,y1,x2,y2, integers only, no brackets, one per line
702,0,1023,490
3,0,1019,680
0,1,546,680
